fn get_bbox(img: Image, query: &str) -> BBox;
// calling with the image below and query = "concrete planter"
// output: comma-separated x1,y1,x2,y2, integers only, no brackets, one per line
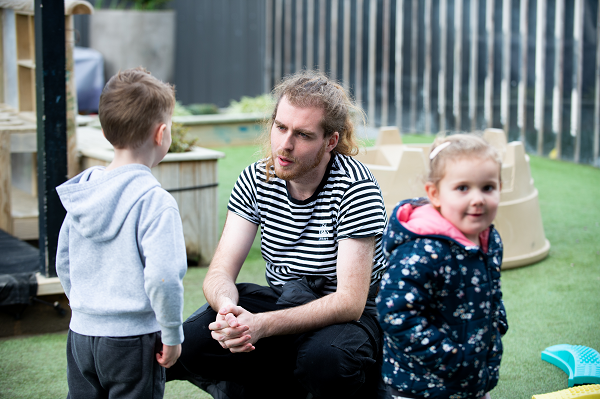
90,10,176,83
173,112,268,147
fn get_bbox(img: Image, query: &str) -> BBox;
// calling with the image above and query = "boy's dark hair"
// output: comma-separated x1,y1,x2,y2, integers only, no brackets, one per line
99,67,175,149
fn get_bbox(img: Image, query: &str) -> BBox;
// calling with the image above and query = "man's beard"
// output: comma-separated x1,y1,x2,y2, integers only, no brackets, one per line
272,142,327,181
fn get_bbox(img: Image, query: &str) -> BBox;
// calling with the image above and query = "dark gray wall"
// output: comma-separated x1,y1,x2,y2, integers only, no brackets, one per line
73,0,266,108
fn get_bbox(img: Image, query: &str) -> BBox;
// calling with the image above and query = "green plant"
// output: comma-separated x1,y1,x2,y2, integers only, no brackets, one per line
168,123,198,153
186,103,220,115
95,0,172,10
226,94,273,114
173,101,192,117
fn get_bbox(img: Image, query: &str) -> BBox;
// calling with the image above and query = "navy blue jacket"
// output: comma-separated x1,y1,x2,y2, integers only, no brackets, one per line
377,199,508,398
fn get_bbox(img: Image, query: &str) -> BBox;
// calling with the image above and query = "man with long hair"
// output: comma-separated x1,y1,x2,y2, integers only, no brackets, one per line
168,70,388,399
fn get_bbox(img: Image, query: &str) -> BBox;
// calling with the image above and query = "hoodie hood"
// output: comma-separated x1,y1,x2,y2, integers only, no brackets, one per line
56,164,160,242
384,198,490,256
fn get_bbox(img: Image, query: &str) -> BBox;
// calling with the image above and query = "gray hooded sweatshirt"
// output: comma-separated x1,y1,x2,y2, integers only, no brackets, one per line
56,164,186,345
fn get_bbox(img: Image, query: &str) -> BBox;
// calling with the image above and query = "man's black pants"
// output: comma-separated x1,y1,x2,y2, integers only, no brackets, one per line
167,282,387,399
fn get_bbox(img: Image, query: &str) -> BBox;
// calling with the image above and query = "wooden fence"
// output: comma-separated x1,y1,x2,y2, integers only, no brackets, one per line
264,0,600,166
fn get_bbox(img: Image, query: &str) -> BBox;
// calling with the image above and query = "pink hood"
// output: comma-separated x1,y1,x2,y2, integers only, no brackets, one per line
397,203,489,252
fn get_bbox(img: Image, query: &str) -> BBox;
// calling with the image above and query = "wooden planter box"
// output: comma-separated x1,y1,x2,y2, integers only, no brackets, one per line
78,127,225,265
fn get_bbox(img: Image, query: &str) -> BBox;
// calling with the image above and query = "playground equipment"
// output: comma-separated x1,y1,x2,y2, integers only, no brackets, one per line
354,127,551,269
532,385,600,399
542,344,600,387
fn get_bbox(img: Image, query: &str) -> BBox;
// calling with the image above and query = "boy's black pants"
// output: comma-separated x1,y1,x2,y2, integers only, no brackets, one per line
66,330,165,399
167,282,388,399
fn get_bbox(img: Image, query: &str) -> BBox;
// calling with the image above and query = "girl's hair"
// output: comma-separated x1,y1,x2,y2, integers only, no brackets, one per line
428,133,503,185
260,70,364,179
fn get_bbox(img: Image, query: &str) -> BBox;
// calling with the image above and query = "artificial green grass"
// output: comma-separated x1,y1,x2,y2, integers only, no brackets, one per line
1,139,599,398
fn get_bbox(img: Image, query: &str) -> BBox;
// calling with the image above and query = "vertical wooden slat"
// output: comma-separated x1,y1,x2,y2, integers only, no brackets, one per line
409,0,418,131
381,0,391,126
423,0,432,133
307,0,315,69
265,0,273,93
0,131,12,234
368,0,377,126
469,0,479,130
284,0,292,76
594,1,600,166
534,0,546,155
571,0,583,163
517,0,529,144
484,0,495,128
439,0,448,132
295,0,303,72
342,0,351,90
501,0,511,137
453,0,463,130
552,0,565,158
396,0,405,131
274,0,283,82
330,0,339,79
355,0,363,107
319,0,326,72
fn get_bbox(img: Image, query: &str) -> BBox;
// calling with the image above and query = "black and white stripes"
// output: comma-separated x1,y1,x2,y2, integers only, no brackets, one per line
228,154,387,295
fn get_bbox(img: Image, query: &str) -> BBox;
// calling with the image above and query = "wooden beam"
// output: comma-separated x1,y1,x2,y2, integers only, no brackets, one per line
35,0,67,278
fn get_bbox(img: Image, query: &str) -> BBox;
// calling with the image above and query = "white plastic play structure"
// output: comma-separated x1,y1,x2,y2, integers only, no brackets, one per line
355,127,551,269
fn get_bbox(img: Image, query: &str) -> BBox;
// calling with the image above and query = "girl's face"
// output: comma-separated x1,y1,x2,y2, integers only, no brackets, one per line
425,157,501,246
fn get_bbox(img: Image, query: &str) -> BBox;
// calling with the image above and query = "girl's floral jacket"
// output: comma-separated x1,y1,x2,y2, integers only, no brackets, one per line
376,198,509,399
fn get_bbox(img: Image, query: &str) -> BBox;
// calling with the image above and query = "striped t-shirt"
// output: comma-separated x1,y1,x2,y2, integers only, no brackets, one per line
227,153,387,295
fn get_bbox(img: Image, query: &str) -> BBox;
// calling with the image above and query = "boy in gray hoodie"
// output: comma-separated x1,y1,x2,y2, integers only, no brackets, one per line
56,67,187,399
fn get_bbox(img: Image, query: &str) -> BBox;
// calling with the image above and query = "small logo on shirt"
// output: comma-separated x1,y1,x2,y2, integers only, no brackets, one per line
319,224,329,241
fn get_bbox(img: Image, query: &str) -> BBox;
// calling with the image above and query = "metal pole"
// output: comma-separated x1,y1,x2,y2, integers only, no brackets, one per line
396,0,405,131
368,0,377,126
35,0,67,277
439,0,447,132
484,0,495,128
423,0,432,133
453,0,463,131
381,0,391,127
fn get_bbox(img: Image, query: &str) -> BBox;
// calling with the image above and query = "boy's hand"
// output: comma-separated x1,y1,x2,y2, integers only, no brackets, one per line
156,344,181,368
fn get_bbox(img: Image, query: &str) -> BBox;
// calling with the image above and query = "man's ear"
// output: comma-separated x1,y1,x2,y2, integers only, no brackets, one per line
326,131,340,152
425,182,441,209
154,123,167,146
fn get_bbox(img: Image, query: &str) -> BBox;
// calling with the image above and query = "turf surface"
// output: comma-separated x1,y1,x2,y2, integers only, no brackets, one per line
1,138,599,398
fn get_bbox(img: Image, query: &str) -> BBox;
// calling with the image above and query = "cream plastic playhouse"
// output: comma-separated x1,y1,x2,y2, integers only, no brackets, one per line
355,127,550,269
